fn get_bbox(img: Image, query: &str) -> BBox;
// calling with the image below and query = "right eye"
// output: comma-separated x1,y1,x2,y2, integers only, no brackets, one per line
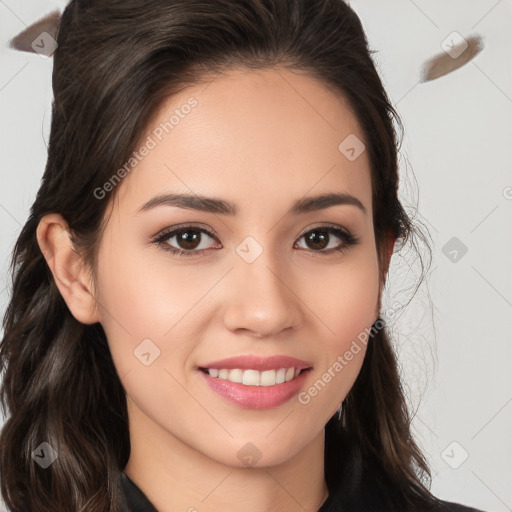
152,225,221,257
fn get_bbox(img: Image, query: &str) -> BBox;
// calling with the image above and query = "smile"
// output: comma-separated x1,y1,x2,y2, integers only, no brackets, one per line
201,367,304,386
197,355,313,409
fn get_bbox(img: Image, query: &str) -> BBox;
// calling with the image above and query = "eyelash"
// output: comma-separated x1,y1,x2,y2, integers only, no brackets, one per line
151,223,359,258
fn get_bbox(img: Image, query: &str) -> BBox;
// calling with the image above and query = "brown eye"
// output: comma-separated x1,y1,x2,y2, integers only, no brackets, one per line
173,229,206,251
303,229,330,250
295,226,358,254
153,226,220,256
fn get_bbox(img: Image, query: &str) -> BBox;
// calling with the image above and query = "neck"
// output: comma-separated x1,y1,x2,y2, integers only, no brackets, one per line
123,399,329,512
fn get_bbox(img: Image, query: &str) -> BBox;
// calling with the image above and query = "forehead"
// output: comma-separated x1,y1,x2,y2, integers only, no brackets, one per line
113,67,372,217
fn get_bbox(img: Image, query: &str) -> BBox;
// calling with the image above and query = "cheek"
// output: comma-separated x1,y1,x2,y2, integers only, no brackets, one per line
307,248,379,395
94,234,204,332
297,264,378,419
305,248,381,342
92,240,220,380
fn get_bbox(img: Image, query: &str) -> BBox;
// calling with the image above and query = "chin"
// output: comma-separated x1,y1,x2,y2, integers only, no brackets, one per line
199,429,316,470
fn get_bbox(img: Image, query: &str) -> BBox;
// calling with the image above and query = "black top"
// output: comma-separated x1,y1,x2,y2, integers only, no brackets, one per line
118,470,484,512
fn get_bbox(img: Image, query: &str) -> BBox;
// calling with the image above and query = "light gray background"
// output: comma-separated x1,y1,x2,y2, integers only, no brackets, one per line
1,1,511,511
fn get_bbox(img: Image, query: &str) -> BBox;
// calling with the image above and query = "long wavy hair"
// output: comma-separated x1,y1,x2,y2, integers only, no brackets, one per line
1,0,435,510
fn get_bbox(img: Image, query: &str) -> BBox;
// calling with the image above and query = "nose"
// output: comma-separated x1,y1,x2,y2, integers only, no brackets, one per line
222,250,303,338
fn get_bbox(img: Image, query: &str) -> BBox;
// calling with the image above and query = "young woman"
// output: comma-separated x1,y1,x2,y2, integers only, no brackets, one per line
0,1,485,511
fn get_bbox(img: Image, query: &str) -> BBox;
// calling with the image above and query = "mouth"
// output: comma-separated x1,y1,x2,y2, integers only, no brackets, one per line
198,367,309,386
197,355,313,409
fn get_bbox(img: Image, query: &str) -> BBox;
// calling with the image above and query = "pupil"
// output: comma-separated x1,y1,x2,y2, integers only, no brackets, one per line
307,230,328,250
179,231,200,250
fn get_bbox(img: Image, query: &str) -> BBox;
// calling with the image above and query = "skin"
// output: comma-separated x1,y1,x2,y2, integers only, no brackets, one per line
37,67,395,512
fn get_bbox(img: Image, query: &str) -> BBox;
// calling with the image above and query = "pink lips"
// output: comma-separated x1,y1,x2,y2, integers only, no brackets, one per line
198,355,312,409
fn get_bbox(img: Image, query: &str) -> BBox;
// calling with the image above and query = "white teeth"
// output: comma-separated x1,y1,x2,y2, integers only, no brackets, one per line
285,368,295,382
206,367,304,386
260,370,276,386
228,368,243,383
242,369,260,386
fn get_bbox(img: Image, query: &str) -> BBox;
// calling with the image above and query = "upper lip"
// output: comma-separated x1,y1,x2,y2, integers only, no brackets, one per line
199,355,312,371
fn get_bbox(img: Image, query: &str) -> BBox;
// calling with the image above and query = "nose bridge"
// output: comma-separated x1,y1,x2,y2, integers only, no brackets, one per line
223,238,302,336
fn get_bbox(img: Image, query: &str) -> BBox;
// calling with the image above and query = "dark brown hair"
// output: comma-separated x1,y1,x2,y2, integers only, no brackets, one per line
1,0,434,510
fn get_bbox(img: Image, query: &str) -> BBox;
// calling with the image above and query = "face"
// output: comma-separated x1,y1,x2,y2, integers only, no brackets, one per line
92,67,382,468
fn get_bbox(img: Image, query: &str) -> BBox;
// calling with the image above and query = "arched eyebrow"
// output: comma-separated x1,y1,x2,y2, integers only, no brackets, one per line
137,192,367,216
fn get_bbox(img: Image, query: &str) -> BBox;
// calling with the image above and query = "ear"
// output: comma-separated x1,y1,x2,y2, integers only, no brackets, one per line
36,213,100,325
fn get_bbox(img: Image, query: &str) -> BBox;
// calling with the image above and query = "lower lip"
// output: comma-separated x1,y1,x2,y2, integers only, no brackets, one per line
198,369,311,409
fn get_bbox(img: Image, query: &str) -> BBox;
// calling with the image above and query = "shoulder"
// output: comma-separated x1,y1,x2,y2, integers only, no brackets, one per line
427,498,486,512
321,454,487,512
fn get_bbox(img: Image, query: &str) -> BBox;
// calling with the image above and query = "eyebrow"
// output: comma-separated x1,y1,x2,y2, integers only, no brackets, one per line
137,192,367,216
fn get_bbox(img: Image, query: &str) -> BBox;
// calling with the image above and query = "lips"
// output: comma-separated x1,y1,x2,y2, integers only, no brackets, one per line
197,355,312,409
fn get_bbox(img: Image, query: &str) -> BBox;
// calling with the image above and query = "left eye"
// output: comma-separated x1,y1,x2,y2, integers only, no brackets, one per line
295,226,357,253
153,226,219,256
152,225,358,257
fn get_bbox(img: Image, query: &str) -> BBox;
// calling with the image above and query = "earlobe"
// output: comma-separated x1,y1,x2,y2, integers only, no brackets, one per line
36,213,100,325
